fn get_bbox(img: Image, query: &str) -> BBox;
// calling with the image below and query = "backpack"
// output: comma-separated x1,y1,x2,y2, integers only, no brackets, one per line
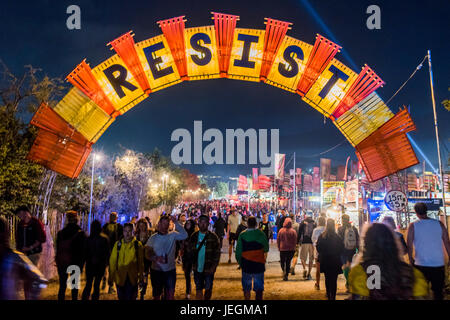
304,221,315,238
344,227,357,250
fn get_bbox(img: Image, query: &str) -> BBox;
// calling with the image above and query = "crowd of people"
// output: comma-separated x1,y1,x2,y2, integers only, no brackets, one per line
0,200,449,300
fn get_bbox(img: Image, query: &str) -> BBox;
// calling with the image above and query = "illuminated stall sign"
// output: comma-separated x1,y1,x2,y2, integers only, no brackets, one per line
27,12,418,181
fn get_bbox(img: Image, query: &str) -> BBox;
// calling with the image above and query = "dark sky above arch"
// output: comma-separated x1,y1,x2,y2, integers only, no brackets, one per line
1,0,449,178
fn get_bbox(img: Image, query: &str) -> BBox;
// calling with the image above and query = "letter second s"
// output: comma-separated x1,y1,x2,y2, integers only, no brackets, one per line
190,33,212,66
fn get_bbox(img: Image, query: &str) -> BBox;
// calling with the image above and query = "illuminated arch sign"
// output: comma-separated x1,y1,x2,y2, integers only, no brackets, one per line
27,12,419,181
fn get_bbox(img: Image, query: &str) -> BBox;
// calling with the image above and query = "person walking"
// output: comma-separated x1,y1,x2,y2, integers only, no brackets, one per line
82,220,110,300
14,205,47,267
382,216,407,256
275,210,287,237
213,212,226,251
289,213,300,276
102,212,123,294
0,216,48,300
146,214,188,300
338,214,359,291
316,219,344,300
236,216,269,300
407,202,450,300
182,218,197,299
259,213,271,241
298,212,316,279
188,215,221,300
109,223,144,300
349,223,428,300
277,217,297,281
311,216,326,290
227,209,241,263
135,218,152,300
55,211,87,301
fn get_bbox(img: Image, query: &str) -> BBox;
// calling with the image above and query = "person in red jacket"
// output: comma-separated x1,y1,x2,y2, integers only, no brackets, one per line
15,206,47,267
277,218,297,281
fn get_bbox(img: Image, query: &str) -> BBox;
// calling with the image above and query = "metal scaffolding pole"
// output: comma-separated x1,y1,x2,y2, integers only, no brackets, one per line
427,50,447,225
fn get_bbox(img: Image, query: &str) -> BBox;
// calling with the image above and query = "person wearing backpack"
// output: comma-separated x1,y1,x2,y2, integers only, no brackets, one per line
55,211,87,301
338,214,360,292
109,223,144,300
135,218,152,300
82,220,110,300
188,215,221,300
298,212,317,280
102,212,123,294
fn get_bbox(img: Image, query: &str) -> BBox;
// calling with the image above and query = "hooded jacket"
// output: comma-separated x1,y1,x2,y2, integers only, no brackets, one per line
109,237,144,287
277,218,297,252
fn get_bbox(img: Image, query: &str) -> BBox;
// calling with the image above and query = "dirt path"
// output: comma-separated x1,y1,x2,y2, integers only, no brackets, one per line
41,242,350,300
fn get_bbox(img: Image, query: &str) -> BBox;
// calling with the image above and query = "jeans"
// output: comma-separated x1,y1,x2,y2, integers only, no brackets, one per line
150,268,177,299
117,277,138,300
193,271,215,291
280,251,295,274
183,262,193,295
57,265,79,301
324,271,339,300
82,265,106,300
242,272,264,292
415,265,445,300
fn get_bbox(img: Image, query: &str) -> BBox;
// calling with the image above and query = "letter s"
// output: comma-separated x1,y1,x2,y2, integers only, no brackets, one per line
278,45,304,78
190,33,212,66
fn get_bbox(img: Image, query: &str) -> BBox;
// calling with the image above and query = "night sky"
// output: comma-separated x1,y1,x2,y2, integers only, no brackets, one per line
1,0,449,178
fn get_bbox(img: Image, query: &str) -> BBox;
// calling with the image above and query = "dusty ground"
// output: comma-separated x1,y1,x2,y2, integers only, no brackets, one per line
41,241,350,300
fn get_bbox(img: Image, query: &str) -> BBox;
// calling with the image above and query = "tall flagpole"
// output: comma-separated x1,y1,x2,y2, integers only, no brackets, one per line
427,50,447,224
293,152,296,215
89,154,95,233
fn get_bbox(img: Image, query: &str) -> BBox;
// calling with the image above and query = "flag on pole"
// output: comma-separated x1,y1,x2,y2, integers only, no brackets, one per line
274,153,285,179
238,175,248,191
290,169,295,186
320,158,331,180
296,168,302,188
252,168,259,190
258,175,271,190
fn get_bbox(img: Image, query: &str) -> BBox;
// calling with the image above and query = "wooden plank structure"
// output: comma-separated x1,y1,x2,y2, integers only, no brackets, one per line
26,12,419,183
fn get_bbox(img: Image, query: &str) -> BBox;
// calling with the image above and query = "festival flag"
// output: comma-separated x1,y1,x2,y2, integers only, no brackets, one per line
303,174,313,192
296,168,302,188
274,153,285,179
313,167,320,193
258,175,271,190
238,175,248,190
289,169,295,186
345,178,358,203
320,158,331,180
252,168,259,190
